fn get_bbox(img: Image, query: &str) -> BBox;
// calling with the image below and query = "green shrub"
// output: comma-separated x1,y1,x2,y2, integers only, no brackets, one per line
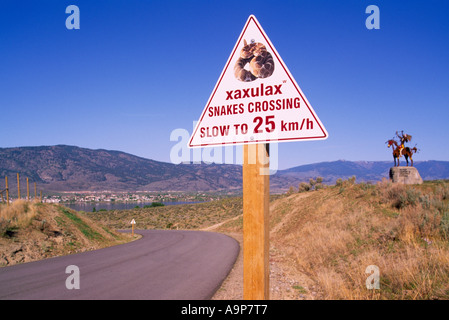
298,182,310,192
151,202,164,207
309,178,316,188
348,176,356,185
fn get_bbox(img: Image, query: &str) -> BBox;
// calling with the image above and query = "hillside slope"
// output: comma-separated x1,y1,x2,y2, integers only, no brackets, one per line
0,201,134,266
214,179,449,299
0,145,242,192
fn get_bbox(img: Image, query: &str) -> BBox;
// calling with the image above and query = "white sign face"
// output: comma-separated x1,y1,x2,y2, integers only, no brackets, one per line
130,219,136,225
189,15,328,148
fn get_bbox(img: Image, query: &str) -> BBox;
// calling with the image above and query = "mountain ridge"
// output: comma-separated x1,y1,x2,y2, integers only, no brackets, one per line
1,145,448,192
278,159,449,185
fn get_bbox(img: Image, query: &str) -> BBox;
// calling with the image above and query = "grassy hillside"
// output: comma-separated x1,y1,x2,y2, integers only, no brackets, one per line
0,200,135,266
214,179,449,299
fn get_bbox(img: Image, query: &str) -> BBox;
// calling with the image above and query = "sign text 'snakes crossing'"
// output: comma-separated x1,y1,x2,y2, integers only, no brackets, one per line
189,15,328,148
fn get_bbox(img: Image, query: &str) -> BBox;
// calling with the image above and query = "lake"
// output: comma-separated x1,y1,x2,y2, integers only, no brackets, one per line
63,201,203,212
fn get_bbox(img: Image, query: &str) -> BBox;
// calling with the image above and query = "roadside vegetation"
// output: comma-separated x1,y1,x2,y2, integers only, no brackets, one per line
269,178,449,299
0,200,134,266
214,178,449,299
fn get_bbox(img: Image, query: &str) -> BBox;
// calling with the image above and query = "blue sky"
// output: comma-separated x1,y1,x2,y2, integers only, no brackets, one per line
1,0,448,170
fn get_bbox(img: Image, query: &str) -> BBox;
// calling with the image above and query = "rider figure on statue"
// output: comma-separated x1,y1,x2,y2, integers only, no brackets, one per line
396,131,411,157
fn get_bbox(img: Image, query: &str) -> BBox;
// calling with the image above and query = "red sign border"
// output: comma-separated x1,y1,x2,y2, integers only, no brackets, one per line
189,15,327,148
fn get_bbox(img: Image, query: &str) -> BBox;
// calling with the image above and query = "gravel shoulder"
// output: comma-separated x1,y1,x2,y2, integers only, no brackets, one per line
208,232,319,300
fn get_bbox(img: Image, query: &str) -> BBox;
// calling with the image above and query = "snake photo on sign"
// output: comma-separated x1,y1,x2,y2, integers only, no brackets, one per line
234,39,275,82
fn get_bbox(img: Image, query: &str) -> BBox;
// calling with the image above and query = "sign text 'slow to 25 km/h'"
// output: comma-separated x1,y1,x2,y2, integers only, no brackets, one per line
189,15,328,148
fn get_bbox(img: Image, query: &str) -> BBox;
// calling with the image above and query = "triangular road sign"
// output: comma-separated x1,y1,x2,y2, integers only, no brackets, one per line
189,15,328,148
130,219,136,225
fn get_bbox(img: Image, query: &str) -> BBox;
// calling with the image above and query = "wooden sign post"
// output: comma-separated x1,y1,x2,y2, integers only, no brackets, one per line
188,15,328,301
243,143,270,300
130,219,136,236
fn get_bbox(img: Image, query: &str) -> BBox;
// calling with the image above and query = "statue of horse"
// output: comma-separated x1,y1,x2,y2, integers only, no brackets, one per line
386,139,417,167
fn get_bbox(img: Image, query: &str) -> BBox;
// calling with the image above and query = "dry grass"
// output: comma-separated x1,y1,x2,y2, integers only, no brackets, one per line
0,200,40,232
267,179,449,299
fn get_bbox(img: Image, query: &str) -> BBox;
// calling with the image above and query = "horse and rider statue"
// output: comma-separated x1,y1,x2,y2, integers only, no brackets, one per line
386,131,419,167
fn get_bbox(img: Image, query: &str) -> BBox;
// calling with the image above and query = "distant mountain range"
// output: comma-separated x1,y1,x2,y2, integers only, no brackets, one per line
1,145,448,193
276,160,449,187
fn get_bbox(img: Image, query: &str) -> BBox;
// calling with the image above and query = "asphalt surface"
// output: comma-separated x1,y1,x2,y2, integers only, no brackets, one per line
0,230,239,300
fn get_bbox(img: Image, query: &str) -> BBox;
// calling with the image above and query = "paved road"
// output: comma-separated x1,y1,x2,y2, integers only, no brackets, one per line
0,230,239,300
